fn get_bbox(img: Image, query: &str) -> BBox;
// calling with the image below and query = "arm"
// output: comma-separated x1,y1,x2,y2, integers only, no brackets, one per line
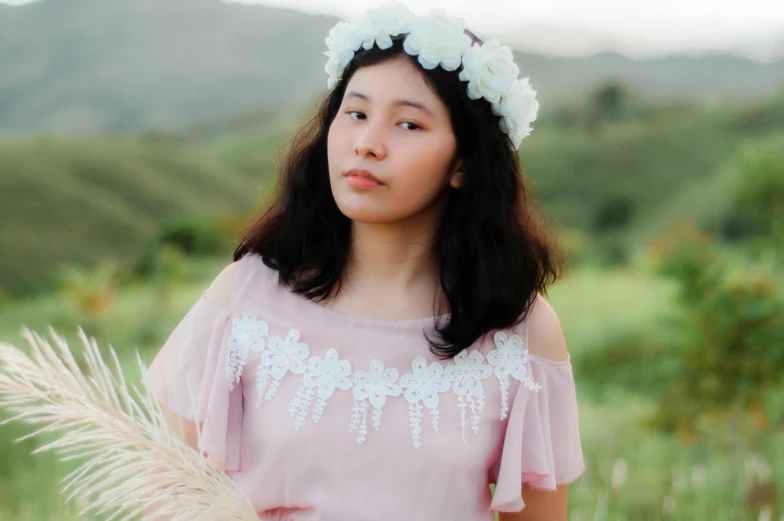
499,485,568,521
162,260,240,453
498,295,570,521
142,261,240,519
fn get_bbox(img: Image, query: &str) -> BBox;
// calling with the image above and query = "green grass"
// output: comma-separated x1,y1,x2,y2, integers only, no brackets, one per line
548,266,676,354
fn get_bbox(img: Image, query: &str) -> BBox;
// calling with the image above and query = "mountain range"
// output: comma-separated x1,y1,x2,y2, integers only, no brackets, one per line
1,0,784,135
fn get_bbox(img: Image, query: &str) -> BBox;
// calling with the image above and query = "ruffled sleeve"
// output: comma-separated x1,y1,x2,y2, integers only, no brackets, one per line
141,293,243,472
490,356,585,512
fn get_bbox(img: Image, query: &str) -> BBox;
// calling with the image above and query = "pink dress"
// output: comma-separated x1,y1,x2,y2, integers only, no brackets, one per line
142,253,584,520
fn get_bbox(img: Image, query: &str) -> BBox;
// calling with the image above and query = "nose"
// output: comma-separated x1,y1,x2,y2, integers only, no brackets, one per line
353,120,387,160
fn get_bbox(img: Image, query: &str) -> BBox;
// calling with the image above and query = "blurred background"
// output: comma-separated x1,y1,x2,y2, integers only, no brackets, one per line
0,0,783,519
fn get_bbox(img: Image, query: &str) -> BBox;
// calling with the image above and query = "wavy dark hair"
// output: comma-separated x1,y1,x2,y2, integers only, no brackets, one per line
234,34,562,360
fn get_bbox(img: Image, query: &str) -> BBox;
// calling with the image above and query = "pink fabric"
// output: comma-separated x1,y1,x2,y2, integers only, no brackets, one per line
142,253,584,520
489,358,585,512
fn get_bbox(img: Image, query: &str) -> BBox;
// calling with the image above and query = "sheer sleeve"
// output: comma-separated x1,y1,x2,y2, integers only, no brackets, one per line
490,356,585,512
141,294,243,472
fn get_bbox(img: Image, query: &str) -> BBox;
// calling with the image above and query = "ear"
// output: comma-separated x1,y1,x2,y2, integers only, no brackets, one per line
449,159,465,189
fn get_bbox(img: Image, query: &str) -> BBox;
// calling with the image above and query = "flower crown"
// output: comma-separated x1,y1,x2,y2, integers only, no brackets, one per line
324,1,539,149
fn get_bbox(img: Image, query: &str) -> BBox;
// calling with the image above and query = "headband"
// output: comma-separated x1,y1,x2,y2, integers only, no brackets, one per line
323,1,539,148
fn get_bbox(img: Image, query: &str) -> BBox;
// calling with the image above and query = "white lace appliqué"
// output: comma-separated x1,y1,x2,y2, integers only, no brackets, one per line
445,350,492,437
256,329,309,405
226,313,269,390
487,331,542,420
349,360,402,443
399,358,450,448
227,312,542,448
289,348,353,429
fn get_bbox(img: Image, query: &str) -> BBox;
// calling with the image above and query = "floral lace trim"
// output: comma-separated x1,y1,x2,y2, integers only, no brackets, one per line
226,312,541,448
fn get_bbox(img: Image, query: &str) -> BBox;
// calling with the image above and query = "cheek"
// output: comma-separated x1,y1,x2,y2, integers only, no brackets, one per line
327,121,352,170
393,137,456,192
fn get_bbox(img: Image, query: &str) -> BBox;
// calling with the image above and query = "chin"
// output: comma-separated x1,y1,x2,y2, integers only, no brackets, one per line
334,202,403,225
340,209,399,224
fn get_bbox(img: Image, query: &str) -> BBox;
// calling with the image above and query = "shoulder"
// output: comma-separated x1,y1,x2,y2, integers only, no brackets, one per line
204,260,241,308
524,294,569,363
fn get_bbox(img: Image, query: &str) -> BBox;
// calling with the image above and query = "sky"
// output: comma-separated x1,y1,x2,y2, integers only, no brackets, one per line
3,0,784,58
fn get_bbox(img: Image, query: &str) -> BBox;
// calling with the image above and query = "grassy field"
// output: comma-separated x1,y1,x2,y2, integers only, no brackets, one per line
0,258,781,520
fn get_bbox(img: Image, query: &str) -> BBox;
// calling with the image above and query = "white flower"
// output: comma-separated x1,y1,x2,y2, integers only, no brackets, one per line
226,313,268,387
355,1,414,51
487,331,529,381
353,359,402,408
304,348,353,400
324,21,364,87
400,357,450,410
403,9,471,71
262,329,309,379
458,40,520,104
492,77,539,147
229,313,269,357
444,349,492,397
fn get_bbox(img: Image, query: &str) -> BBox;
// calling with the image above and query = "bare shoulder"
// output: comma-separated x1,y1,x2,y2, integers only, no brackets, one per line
204,261,241,308
525,295,570,362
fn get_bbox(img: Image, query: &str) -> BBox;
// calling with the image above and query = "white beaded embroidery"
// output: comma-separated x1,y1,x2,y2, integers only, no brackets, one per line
227,311,541,447
487,331,542,420
256,329,309,406
349,360,402,443
399,358,450,448
445,350,492,437
290,348,352,429
226,313,269,390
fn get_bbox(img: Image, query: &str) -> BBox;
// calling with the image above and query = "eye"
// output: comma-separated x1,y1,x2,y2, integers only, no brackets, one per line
347,110,366,120
400,121,421,131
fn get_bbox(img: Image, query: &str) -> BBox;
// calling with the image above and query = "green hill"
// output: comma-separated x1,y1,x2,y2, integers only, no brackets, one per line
1,0,783,136
3,73,784,294
0,0,337,136
0,137,265,293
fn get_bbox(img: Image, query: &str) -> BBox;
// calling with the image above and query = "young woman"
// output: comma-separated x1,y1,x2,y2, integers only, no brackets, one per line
144,3,584,520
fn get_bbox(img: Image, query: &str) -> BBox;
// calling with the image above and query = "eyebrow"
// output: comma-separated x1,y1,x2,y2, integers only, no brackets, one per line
345,91,435,117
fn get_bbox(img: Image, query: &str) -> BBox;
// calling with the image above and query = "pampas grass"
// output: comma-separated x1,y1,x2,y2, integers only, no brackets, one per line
0,327,259,521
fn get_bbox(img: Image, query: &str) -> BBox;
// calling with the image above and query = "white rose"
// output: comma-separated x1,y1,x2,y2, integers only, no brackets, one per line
325,21,363,55
356,1,415,51
458,40,520,104
403,9,472,71
324,21,364,88
325,53,349,88
492,78,539,147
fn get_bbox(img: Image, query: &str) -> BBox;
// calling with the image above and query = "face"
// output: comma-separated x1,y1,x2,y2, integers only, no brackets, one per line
327,57,463,225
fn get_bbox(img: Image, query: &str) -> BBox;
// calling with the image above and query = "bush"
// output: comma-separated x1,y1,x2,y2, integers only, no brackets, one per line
158,218,229,255
571,322,674,399
648,222,784,436
134,216,240,279
593,194,636,232
719,144,784,250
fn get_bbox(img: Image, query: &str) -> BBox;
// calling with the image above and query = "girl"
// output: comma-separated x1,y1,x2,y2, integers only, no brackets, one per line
143,3,584,520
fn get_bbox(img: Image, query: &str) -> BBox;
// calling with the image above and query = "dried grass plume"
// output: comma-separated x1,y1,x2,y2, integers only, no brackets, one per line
0,327,260,521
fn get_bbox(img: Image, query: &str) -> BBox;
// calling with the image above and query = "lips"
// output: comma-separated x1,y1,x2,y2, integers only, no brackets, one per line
345,169,383,185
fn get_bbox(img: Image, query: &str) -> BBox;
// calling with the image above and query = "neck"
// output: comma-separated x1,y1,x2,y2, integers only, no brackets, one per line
315,187,456,320
347,221,437,287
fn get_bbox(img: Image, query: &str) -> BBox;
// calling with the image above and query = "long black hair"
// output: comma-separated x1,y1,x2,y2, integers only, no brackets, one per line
235,35,562,360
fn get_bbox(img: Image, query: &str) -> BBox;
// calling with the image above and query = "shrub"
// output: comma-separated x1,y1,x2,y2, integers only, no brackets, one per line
648,222,784,437
719,144,784,250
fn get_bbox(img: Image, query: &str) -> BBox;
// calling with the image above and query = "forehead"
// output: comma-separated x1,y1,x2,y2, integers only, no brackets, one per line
344,57,441,107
